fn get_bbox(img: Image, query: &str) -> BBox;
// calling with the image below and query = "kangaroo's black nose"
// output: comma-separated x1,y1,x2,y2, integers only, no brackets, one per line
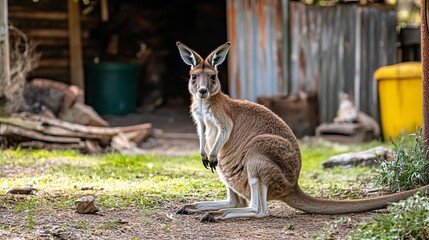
199,88,208,94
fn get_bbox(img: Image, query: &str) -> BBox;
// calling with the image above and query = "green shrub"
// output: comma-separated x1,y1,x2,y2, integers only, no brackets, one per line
348,192,429,240
373,130,429,192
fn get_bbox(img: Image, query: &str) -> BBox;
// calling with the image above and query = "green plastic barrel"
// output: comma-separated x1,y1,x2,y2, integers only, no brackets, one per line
85,63,141,115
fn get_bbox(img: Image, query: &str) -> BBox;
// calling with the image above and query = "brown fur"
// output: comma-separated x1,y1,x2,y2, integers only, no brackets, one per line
176,42,429,222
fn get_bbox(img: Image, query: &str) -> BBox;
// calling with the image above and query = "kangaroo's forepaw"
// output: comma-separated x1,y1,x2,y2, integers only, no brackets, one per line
176,206,193,215
200,213,216,222
202,156,210,170
209,160,218,173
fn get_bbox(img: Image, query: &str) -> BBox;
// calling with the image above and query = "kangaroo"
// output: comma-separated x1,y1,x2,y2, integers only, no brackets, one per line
175,41,429,222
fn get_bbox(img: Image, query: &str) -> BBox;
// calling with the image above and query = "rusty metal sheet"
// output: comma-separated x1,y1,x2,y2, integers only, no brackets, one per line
227,0,397,123
227,0,287,101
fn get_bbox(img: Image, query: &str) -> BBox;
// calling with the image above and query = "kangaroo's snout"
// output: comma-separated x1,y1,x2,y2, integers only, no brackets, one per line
198,87,208,98
199,88,208,94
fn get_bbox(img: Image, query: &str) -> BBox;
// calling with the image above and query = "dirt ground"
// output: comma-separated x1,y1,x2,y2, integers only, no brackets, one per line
0,198,372,240
1,106,374,239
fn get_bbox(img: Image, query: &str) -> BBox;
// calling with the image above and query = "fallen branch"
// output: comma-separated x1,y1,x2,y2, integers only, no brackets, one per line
20,140,87,151
0,123,81,143
0,113,152,154
0,116,110,139
22,113,122,136
116,123,153,133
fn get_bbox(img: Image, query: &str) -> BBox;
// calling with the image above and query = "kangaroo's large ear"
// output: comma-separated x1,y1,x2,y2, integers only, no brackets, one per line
176,42,203,67
206,42,231,68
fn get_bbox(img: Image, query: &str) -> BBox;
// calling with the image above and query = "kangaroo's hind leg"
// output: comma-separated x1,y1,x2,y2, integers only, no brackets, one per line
199,135,299,222
176,186,247,214
200,176,269,222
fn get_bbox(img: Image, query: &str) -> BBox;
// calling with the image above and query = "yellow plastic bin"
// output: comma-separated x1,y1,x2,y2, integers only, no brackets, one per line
374,62,422,140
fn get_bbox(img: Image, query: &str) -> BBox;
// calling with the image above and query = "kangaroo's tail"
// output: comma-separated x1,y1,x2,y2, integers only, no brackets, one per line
283,184,429,214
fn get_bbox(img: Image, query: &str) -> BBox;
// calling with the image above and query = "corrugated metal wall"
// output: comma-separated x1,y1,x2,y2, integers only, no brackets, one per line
227,1,397,123
226,0,289,101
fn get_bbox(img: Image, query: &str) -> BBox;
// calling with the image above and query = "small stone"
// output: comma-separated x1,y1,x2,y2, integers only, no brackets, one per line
322,146,391,169
6,185,37,195
75,195,99,214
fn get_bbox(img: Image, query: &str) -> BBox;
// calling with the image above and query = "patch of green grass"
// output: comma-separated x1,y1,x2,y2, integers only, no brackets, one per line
348,191,429,240
299,142,379,199
12,198,37,230
100,220,128,229
72,220,88,229
0,150,224,212
0,148,80,167
372,130,429,192
13,198,37,213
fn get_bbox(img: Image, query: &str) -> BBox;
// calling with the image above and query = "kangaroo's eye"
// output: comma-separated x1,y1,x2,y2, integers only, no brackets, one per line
192,74,197,80
211,75,216,80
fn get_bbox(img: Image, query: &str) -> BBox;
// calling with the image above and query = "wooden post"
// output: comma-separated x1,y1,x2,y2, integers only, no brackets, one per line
0,0,10,91
422,0,429,159
0,0,11,116
101,0,109,22
68,0,84,89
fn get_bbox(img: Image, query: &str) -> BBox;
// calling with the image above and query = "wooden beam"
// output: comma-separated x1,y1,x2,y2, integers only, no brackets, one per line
8,11,68,20
8,9,94,21
27,29,89,39
0,0,11,108
67,0,84,89
101,0,109,22
38,59,69,68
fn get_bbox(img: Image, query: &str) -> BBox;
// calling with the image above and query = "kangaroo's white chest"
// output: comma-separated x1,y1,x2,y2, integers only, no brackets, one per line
192,100,219,147
193,101,216,124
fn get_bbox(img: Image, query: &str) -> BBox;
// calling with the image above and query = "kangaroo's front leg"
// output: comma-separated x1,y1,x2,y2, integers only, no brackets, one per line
200,177,269,222
176,187,247,215
196,120,210,169
208,119,232,172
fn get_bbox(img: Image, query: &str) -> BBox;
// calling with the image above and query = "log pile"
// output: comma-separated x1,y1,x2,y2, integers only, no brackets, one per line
0,112,151,154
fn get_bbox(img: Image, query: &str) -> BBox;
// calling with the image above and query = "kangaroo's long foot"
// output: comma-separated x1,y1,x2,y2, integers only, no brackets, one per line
200,177,268,222
176,187,247,215
176,204,196,215
200,206,269,222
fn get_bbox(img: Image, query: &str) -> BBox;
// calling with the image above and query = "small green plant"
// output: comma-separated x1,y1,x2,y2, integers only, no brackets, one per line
348,191,429,240
161,223,172,231
73,221,88,229
15,199,37,230
373,130,429,192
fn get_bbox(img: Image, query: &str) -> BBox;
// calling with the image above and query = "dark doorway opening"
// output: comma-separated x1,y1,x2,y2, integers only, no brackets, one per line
92,0,228,111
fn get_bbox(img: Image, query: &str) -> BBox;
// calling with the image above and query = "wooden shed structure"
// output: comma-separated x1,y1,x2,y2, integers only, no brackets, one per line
6,0,228,108
4,0,411,125
7,0,101,88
